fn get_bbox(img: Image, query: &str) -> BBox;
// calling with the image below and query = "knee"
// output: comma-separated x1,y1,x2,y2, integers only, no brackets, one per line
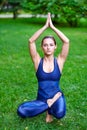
56,111,66,119
17,106,26,118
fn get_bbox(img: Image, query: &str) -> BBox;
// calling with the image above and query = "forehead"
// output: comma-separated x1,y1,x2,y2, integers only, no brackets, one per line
43,38,54,43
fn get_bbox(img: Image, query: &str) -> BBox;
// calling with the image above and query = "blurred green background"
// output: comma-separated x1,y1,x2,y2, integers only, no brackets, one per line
0,0,87,130
0,0,87,27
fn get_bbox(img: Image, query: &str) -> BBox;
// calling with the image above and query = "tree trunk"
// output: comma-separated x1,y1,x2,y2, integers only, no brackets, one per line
13,10,17,19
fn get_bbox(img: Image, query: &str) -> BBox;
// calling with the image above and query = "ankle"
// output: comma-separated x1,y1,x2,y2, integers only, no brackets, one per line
46,113,53,123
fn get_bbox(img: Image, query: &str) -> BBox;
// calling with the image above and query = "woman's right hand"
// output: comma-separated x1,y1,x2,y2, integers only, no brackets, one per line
45,13,55,29
49,14,54,29
45,13,50,28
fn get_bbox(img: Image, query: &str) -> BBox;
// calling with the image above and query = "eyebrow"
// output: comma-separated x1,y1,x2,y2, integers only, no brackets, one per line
43,42,55,45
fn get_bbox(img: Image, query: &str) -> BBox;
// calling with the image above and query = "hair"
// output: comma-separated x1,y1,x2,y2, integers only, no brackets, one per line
41,36,56,46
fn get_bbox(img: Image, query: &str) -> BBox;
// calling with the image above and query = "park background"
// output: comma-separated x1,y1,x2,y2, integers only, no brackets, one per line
0,0,87,130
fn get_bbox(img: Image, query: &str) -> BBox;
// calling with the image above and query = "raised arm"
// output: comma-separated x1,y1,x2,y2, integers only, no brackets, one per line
49,14,70,72
28,13,50,70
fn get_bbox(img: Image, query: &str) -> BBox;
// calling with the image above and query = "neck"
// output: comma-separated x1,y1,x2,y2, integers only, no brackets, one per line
44,55,54,62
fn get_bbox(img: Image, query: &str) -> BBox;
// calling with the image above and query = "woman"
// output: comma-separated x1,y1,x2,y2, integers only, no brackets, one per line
17,13,69,123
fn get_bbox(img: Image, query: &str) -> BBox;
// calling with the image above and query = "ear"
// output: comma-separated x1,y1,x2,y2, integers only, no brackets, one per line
55,45,57,49
41,45,43,51
41,45,43,49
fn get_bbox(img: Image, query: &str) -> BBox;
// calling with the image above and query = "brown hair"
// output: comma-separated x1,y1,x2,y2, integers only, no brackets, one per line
41,36,56,46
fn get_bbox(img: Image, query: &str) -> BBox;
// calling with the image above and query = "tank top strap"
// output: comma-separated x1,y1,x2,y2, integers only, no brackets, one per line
36,58,43,74
37,57,59,71
54,57,61,75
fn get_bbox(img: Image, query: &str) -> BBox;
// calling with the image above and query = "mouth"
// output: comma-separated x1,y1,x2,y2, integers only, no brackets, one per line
47,51,51,52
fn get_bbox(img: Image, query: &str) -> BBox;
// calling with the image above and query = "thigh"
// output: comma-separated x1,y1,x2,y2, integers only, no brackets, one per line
17,100,48,118
48,94,66,119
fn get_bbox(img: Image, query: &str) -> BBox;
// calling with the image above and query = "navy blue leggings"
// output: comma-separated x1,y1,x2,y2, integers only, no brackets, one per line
17,94,66,119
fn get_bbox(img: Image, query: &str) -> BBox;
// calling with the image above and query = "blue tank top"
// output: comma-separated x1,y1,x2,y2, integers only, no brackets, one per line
36,58,61,102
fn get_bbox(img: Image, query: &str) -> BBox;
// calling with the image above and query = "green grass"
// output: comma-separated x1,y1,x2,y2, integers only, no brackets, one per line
0,18,87,130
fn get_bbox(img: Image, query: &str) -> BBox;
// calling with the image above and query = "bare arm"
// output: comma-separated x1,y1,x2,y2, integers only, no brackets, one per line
47,92,62,107
49,14,70,72
29,25,48,43
28,13,50,70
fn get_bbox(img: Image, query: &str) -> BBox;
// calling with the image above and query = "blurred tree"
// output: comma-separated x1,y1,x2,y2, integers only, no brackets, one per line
21,0,87,26
0,0,24,18
0,0,87,26
8,0,22,19
59,0,87,26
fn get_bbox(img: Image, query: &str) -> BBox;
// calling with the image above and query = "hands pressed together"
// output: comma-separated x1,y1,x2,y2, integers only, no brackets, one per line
45,13,54,29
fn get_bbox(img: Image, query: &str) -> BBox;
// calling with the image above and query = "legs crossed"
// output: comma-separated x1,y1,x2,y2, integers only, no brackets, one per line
48,94,66,119
17,93,66,120
17,100,48,118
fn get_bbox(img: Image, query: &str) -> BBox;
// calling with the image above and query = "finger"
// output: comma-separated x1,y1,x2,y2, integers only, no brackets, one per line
48,12,50,16
48,12,51,18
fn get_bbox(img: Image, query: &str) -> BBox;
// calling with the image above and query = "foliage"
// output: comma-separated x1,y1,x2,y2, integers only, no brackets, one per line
0,18,87,130
59,0,87,26
8,0,24,18
0,0,24,18
0,0,87,26
21,0,87,27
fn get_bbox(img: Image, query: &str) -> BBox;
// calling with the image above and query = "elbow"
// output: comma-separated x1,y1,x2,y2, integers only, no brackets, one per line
28,38,32,44
67,39,70,43
65,39,70,44
62,37,70,44
29,38,35,44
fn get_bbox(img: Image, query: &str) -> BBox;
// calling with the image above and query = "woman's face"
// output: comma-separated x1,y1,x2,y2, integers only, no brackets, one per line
42,38,57,56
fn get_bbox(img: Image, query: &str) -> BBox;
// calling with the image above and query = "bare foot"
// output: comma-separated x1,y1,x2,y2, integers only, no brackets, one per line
46,112,53,123
47,92,62,107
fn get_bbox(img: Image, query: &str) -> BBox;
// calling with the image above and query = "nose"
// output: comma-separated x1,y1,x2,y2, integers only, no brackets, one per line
47,45,50,49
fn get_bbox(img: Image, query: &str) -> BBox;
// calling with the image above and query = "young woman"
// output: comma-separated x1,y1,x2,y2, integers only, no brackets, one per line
17,13,69,123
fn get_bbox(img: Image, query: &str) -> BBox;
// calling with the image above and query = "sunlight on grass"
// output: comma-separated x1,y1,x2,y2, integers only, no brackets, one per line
0,18,87,130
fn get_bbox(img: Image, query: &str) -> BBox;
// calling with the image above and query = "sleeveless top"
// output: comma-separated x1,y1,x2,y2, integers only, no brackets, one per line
36,58,61,102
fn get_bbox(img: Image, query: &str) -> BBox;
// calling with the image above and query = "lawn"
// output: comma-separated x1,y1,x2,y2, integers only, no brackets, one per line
0,18,87,130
